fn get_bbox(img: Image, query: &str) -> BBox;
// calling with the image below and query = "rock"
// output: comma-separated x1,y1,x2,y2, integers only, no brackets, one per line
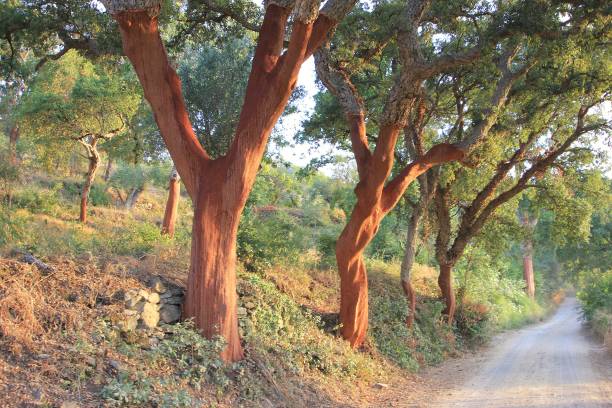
85,356,96,367
147,292,160,304
138,289,150,300
124,291,142,309
112,289,125,302
118,314,138,332
36,354,50,360
149,277,167,293
372,383,389,389
60,401,80,408
139,302,160,328
123,309,138,316
237,307,248,316
108,359,122,371
161,295,183,305
244,301,256,310
32,388,43,401
160,288,184,299
159,305,181,324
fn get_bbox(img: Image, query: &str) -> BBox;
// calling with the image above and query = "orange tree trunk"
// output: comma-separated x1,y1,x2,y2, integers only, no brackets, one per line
109,1,341,361
334,122,463,346
522,240,536,298
438,263,456,323
161,167,180,237
335,199,382,346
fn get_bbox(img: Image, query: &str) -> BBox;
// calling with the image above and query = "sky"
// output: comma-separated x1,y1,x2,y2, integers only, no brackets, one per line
271,57,344,173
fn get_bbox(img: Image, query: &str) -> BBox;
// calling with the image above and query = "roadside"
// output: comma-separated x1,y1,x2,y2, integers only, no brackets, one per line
364,297,612,407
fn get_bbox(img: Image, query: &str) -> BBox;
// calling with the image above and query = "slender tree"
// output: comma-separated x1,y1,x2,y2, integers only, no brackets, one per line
161,165,181,237
101,0,355,361
18,51,138,222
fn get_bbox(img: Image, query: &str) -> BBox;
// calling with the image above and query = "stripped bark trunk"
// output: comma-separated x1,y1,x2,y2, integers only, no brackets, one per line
521,241,536,298
80,142,100,223
161,166,180,236
107,0,343,361
438,263,455,323
519,209,538,298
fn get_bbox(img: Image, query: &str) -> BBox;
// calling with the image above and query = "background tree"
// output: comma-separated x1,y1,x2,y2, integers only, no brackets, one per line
18,51,139,222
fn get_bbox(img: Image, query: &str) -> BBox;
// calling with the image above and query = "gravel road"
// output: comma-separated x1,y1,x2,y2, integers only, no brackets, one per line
428,297,612,408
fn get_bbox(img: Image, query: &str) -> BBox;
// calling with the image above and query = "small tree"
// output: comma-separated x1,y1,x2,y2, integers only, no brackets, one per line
19,51,139,222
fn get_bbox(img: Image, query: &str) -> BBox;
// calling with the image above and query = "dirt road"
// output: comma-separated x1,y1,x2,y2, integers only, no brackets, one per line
428,298,612,407
369,298,611,408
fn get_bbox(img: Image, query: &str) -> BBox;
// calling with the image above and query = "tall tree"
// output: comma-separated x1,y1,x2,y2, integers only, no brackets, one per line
310,0,542,347
101,0,355,361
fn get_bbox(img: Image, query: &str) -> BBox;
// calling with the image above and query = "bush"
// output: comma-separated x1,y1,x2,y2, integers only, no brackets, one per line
90,183,112,206
237,208,307,272
578,269,612,321
12,185,60,214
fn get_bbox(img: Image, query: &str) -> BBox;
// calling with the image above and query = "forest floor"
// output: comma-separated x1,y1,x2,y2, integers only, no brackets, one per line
366,297,612,408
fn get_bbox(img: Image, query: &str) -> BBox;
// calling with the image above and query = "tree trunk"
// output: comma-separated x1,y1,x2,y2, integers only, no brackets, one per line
103,157,113,181
125,186,144,209
335,202,382,347
400,201,423,329
161,167,180,237
521,239,536,298
438,263,456,323
80,149,100,223
109,3,335,362
8,124,19,165
184,185,243,362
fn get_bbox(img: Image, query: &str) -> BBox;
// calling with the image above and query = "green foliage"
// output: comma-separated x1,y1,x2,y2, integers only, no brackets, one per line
12,184,60,214
101,371,154,406
111,222,170,257
239,273,375,380
154,322,230,390
578,269,612,322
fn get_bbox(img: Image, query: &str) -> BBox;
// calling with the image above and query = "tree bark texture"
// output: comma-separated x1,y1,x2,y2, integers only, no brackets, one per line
80,142,100,223
161,167,180,237
109,1,343,361
438,263,455,323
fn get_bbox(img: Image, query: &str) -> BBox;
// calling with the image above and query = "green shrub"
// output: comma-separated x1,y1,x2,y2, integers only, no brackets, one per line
111,222,170,256
90,183,111,206
239,273,375,380
12,185,60,214
578,269,611,321
238,209,307,272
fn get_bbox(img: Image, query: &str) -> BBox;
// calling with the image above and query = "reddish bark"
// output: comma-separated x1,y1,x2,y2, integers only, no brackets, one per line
335,116,464,346
522,246,536,299
401,279,417,328
161,168,180,237
438,263,455,323
110,2,342,361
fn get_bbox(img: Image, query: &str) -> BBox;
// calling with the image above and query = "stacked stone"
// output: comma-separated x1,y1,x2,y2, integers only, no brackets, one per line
118,277,184,332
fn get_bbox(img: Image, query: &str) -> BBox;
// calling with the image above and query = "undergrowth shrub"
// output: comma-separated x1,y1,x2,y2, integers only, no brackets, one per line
239,273,375,380
12,185,60,214
578,269,611,347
